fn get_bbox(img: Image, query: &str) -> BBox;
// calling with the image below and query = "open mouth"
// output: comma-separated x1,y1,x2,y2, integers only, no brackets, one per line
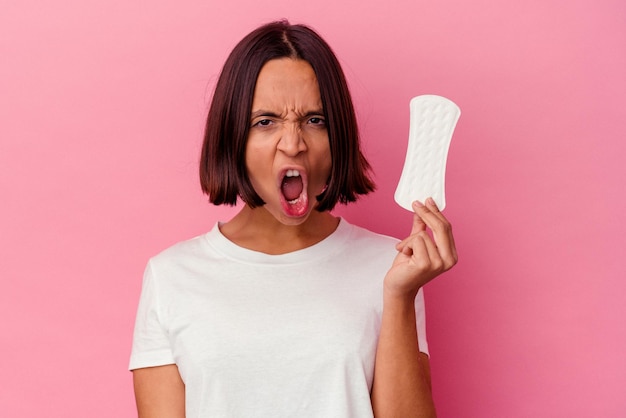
280,169,308,216
281,169,303,203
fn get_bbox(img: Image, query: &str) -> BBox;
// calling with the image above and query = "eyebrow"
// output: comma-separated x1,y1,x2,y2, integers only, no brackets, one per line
250,110,279,119
250,109,325,119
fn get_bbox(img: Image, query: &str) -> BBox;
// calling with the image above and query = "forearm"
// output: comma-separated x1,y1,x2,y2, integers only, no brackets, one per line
133,365,185,418
371,290,436,418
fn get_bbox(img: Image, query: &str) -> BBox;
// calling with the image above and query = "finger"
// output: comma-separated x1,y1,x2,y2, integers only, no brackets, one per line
410,200,427,235
412,199,441,236
424,197,445,221
399,232,430,265
395,202,427,251
398,233,444,281
421,197,458,267
417,231,444,272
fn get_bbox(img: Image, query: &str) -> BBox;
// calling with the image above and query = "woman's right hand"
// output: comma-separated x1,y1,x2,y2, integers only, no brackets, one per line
384,198,458,299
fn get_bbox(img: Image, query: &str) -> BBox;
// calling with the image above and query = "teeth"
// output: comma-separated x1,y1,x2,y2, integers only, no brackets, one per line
285,169,300,178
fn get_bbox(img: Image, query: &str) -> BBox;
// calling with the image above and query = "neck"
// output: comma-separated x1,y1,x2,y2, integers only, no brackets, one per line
219,206,340,255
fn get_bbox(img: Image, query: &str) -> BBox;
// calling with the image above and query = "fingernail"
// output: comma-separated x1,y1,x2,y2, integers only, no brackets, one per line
426,197,437,207
412,200,424,208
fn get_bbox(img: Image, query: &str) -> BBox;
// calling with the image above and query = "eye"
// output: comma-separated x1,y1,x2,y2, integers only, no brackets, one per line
253,119,273,127
307,117,326,126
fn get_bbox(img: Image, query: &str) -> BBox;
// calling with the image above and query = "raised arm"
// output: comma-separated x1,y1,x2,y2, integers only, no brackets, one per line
371,198,457,417
133,364,185,418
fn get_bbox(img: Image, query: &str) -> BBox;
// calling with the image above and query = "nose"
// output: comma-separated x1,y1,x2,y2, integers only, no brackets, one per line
277,123,307,156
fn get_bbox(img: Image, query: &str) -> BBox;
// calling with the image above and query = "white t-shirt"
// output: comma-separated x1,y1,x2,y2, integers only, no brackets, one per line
130,218,428,417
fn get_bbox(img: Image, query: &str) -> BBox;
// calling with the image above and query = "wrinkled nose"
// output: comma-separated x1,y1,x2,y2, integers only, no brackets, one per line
277,123,307,156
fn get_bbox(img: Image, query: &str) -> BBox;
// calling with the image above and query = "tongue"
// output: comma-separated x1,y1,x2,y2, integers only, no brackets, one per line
281,176,303,201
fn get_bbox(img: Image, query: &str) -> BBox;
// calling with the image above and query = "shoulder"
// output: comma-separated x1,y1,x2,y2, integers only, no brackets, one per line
155,234,208,259
140,229,218,294
147,228,215,272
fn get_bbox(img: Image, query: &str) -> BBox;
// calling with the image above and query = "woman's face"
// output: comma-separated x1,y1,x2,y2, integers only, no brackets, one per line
245,58,332,225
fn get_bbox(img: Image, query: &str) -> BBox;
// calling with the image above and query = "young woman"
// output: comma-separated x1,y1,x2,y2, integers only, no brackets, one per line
130,20,457,418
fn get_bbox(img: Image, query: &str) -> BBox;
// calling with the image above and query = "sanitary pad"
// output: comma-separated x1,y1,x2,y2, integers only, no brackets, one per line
394,95,460,211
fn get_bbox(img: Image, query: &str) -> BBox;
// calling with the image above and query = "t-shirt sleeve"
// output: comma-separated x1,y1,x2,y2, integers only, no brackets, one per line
415,288,429,356
129,260,176,370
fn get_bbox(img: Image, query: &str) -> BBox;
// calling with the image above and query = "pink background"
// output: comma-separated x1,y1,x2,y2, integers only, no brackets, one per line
2,0,625,416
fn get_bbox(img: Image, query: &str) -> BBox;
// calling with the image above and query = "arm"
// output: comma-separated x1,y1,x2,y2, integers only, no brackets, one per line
133,364,185,418
371,198,457,418
372,291,436,417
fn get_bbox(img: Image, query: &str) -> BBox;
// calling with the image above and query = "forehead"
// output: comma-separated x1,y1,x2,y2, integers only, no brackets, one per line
252,58,322,110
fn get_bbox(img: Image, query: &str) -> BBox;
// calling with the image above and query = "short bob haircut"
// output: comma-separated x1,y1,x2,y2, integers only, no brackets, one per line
200,20,375,212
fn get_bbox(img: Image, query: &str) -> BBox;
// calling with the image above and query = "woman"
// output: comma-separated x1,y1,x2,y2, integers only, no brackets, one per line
130,20,457,418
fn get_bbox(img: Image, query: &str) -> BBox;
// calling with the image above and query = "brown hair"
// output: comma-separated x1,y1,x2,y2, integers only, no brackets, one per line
199,20,375,211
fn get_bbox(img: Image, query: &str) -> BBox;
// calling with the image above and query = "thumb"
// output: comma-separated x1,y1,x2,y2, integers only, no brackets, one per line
410,200,427,235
